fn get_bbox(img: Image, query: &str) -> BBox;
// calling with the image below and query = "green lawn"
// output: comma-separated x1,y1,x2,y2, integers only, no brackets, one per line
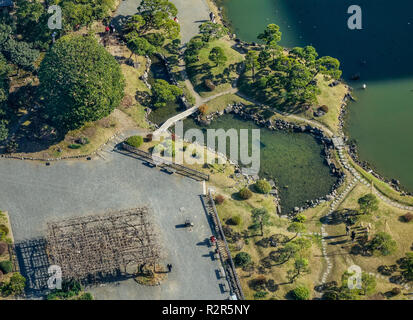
202,93,254,115
308,75,349,135
186,38,244,98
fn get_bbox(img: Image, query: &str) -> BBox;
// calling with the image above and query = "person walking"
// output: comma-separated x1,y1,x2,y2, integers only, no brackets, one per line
351,230,356,242
345,225,350,236
167,264,172,272
210,235,216,245
209,12,215,22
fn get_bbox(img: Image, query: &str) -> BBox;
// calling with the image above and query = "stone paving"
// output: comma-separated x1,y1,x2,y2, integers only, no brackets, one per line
318,142,412,295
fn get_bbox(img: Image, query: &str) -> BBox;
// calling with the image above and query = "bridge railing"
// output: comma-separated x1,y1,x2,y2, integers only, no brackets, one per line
203,191,245,300
122,143,209,181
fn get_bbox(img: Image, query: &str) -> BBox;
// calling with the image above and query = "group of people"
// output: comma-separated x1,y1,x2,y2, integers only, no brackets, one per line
172,12,215,24
105,24,116,34
345,222,372,242
209,12,216,23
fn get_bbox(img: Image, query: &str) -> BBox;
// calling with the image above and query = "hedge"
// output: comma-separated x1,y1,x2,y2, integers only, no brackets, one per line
125,135,143,148
239,187,252,200
255,180,271,194
0,260,13,274
291,285,310,300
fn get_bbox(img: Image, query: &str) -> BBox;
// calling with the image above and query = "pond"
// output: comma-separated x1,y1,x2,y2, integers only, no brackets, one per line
217,0,413,191
180,114,337,213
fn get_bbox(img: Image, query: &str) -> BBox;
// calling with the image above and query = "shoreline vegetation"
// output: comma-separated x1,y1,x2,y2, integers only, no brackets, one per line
0,0,412,301
204,0,413,208
200,0,413,300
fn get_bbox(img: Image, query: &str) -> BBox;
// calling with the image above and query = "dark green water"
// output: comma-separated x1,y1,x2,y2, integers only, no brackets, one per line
218,0,413,191
181,115,337,213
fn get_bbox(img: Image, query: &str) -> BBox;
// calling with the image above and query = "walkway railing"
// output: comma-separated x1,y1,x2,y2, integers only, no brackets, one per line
201,191,245,300
121,143,209,181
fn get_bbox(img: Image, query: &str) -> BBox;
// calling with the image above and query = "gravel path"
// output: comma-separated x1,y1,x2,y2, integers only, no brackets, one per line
1,142,227,299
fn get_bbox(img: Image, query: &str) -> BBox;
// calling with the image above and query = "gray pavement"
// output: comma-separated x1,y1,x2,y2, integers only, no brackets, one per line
171,0,211,43
0,148,227,300
114,0,211,44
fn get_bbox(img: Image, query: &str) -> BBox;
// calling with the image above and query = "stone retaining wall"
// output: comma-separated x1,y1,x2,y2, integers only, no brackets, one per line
193,102,346,215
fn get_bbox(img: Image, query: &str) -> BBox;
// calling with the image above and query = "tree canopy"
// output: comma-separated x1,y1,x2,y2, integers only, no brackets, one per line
38,35,125,131
251,207,271,236
368,232,397,256
208,46,227,67
241,24,342,109
199,22,228,42
151,79,183,108
358,194,379,214
0,53,9,142
123,0,180,56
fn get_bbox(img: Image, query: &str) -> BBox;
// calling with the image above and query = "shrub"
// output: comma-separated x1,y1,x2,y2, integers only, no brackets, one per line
239,187,252,200
125,135,143,148
253,291,268,299
0,242,8,255
227,215,241,226
358,193,379,214
255,180,271,194
377,264,397,276
234,252,251,267
0,260,13,274
68,144,81,149
401,213,413,223
249,276,267,291
389,287,401,296
214,194,225,205
319,105,329,113
6,141,18,153
2,273,26,296
151,79,183,108
368,232,397,256
198,104,208,115
294,214,306,223
78,292,94,300
2,38,39,70
291,285,311,300
0,224,9,236
146,133,153,142
204,79,215,91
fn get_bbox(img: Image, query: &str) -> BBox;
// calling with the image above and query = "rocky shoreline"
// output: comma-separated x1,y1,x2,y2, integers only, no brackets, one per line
193,102,346,216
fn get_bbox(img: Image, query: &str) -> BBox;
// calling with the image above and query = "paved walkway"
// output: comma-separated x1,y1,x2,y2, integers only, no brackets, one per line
171,0,211,44
2,150,227,299
317,142,413,294
113,0,211,44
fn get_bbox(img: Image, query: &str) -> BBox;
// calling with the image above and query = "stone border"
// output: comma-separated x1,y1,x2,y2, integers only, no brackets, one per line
193,102,346,215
